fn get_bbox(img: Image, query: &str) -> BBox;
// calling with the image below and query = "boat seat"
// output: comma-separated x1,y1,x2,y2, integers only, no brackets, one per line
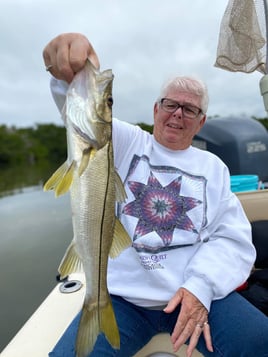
237,191,268,268
236,190,268,222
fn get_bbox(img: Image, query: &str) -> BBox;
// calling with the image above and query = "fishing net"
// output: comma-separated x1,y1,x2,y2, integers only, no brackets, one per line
215,0,267,74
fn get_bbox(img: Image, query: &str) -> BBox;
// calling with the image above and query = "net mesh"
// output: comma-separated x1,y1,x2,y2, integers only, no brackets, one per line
215,0,267,74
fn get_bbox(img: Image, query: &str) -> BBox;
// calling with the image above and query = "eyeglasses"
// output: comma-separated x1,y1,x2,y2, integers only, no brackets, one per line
159,98,203,119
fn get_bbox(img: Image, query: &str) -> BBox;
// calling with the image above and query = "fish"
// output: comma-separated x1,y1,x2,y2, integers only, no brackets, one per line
44,59,131,357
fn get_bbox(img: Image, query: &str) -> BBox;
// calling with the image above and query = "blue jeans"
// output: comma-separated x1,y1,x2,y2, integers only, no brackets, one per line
49,292,268,356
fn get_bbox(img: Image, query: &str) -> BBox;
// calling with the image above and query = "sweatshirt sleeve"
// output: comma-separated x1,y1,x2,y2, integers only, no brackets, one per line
181,171,256,311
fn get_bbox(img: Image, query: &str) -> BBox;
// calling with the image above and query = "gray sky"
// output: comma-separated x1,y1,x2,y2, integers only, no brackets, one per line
0,0,266,128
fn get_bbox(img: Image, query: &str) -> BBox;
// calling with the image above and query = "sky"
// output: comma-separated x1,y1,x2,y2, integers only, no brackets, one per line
0,0,267,128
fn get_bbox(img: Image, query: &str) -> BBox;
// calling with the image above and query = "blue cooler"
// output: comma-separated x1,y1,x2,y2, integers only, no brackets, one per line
230,175,259,192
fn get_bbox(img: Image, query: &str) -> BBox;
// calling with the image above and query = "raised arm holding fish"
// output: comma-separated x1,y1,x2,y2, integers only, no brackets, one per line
44,33,268,357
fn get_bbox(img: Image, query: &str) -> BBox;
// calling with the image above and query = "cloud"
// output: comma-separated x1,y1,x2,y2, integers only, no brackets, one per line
0,0,267,128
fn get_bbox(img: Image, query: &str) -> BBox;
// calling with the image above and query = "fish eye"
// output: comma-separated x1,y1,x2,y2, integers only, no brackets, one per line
107,96,113,107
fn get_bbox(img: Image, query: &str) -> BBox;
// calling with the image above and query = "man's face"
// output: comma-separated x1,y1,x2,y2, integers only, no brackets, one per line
153,90,206,150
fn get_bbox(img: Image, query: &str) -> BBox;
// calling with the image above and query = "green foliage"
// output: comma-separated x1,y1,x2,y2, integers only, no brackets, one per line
0,125,26,164
1,117,267,168
29,124,67,163
252,116,268,130
0,124,66,167
136,122,154,134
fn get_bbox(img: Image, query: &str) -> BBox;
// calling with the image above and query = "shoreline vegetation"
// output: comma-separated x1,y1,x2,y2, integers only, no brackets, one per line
0,123,67,196
0,117,267,195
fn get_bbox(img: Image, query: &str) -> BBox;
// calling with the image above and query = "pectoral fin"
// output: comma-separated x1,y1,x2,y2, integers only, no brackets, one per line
58,239,83,279
44,162,69,191
43,160,76,197
109,218,132,259
78,147,96,177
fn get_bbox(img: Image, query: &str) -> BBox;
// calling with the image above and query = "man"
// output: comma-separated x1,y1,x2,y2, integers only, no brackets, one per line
44,33,268,357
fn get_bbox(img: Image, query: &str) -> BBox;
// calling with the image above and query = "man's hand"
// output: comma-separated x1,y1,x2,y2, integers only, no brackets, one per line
43,33,100,83
164,288,213,357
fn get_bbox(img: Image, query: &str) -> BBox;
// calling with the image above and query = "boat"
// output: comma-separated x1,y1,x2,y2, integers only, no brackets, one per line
1,188,267,357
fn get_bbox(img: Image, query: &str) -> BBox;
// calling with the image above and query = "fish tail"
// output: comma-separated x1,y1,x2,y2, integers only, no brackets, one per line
100,297,120,350
75,303,99,357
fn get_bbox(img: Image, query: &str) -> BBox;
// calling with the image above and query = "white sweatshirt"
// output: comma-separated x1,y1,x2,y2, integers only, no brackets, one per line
51,78,256,311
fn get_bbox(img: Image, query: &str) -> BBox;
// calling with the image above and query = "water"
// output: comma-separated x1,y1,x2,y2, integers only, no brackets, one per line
0,185,73,351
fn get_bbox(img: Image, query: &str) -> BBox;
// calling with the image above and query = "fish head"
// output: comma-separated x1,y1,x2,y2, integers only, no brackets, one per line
94,69,114,125
89,67,114,147
65,60,114,149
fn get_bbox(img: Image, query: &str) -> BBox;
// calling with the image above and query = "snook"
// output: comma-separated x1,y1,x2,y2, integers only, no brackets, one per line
44,60,131,357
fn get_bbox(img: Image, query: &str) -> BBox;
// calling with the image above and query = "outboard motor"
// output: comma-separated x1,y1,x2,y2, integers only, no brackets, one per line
193,117,268,185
